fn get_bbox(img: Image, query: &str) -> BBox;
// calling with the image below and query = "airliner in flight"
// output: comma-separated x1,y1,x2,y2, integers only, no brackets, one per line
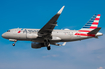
2,6,103,50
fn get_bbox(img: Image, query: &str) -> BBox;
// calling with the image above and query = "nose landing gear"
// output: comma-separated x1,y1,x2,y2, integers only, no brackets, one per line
12,43,15,46
12,41,16,46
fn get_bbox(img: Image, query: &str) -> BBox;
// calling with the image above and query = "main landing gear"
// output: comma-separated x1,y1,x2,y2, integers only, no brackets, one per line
47,46,51,50
44,39,51,50
12,41,16,46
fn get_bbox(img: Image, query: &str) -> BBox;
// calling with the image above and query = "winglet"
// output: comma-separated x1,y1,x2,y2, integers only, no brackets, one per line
57,6,65,14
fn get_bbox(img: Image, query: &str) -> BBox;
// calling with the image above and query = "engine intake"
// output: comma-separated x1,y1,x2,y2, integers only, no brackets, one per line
31,42,45,49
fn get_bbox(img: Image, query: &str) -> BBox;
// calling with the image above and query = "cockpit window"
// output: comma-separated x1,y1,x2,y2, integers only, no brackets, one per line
7,30,10,32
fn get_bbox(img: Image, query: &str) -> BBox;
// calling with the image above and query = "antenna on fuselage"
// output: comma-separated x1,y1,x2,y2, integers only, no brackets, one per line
17,27,19,31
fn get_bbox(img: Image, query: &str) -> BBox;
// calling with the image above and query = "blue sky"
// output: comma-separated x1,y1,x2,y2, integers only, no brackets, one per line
0,0,105,69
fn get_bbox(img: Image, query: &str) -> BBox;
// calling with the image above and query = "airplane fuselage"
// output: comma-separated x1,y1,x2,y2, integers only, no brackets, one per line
2,28,102,43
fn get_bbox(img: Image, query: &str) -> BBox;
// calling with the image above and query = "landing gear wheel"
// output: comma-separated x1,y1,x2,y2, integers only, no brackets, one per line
12,43,15,46
47,46,51,50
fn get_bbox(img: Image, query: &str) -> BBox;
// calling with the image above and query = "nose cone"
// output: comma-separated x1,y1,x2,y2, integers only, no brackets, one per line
2,33,6,38
2,33,4,38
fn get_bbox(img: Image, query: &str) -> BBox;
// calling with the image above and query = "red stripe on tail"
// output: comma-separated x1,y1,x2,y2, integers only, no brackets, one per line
95,18,100,20
92,22,98,25
90,26,97,29
97,14,101,16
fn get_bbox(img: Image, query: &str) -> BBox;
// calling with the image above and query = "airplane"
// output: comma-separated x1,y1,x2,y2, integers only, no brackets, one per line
2,6,103,50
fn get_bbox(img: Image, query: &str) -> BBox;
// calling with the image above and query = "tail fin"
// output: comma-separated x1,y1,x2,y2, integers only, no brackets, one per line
79,14,101,32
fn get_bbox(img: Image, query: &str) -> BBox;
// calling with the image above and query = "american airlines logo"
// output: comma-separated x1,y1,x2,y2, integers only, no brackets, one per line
22,29,39,33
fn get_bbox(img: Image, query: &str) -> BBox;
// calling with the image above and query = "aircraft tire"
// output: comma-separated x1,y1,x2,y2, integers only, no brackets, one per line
12,43,15,46
47,46,51,50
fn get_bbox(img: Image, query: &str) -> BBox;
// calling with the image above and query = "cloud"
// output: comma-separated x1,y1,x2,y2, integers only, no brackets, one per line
0,35,105,69
42,55,59,58
53,35,105,68
97,67,103,69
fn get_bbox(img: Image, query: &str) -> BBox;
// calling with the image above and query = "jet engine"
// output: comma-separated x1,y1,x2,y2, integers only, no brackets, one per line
31,42,45,49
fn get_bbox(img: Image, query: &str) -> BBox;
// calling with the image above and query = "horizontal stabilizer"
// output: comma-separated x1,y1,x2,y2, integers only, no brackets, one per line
51,42,66,46
88,27,101,34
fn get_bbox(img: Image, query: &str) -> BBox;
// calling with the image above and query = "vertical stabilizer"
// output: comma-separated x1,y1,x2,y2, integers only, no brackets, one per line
75,14,101,37
79,14,101,33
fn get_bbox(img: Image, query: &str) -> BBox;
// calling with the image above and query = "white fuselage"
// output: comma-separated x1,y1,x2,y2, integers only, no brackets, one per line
2,28,103,43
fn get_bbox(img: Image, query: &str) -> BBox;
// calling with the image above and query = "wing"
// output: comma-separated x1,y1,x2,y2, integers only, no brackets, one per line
38,6,65,38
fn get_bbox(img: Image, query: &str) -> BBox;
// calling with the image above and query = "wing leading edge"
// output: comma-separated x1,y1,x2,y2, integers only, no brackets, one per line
38,6,65,38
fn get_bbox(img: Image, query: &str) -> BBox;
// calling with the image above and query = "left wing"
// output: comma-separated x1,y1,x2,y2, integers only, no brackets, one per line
38,6,65,38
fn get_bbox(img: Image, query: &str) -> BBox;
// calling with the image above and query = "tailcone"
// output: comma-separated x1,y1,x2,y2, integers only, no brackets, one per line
96,32,103,36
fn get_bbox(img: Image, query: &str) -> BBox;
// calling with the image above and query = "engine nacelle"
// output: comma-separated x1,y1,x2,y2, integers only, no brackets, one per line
31,42,45,49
